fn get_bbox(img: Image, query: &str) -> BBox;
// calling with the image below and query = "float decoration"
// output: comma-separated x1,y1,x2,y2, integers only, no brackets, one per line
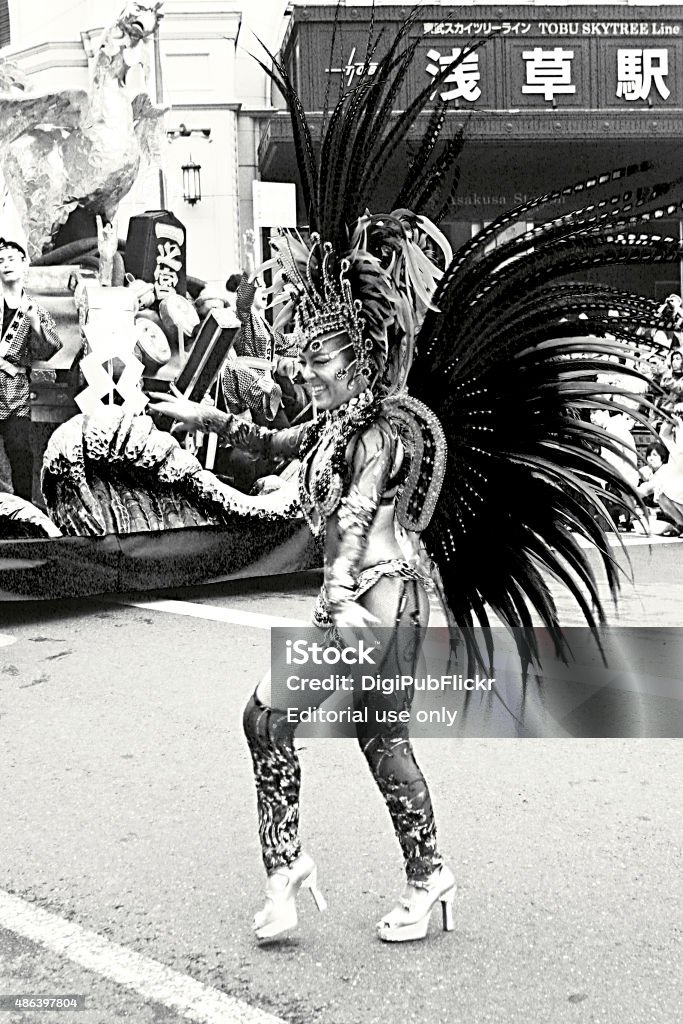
1,1,166,259
0,3,319,598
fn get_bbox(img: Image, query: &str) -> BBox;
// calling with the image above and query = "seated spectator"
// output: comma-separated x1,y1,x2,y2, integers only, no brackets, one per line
658,349,683,415
591,408,639,487
639,442,668,489
638,415,683,535
634,443,675,534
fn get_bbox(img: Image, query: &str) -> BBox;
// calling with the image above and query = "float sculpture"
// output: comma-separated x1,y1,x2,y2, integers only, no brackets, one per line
0,2,316,599
1,1,166,259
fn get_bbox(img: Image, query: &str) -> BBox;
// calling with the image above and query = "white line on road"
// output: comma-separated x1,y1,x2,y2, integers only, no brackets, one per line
113,531,679,630
0,890,285,1024
117,599,308,629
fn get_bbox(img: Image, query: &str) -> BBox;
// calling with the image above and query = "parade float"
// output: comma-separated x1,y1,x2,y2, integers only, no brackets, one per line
0,1,316,600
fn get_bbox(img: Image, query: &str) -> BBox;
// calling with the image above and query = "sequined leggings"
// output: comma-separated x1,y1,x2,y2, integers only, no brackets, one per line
243,573,444,883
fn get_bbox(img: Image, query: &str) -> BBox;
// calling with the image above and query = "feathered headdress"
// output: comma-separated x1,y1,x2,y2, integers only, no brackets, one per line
267,211,452,395
254,8,465,394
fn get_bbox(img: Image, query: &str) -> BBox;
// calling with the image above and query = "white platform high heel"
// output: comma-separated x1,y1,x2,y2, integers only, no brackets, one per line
377,864,456,942
253,852,327,940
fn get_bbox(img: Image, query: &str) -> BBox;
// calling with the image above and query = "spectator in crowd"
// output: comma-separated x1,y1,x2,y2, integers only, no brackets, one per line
222,356,296,430
658,349,683,414
215,232,311,490
221,230,308,424
639,442,668,485
230,230,296,361
642,345,667,398
223,272,241,313
633,442,673,534
0,238,62,501
591,407,639,486
216,354,309,491
638,415,683,536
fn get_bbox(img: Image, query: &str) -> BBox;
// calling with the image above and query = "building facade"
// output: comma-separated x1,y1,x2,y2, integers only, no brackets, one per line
2,1,682,294
260,2,683,299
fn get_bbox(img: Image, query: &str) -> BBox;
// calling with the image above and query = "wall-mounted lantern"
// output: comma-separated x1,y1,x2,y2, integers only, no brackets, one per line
182,158,202,205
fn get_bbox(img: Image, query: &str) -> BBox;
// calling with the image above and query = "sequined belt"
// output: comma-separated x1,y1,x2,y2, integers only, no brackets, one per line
312,558,434,629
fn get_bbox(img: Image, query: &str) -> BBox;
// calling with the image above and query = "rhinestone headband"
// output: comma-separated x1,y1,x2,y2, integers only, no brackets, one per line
291,235,374,384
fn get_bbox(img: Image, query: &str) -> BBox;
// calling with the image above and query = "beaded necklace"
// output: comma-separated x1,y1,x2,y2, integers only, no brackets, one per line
298,389,380,537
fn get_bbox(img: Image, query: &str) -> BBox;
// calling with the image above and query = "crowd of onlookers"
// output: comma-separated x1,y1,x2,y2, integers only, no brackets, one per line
591,295,683,536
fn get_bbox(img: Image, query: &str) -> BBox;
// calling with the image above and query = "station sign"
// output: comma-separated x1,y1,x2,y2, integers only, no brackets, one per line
286,6,683,114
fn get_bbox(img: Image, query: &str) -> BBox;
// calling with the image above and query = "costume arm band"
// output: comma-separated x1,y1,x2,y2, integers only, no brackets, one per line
195,406,305,459
326,420,395,617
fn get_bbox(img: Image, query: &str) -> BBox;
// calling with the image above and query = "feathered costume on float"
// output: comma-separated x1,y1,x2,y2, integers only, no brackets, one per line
247,11,682,673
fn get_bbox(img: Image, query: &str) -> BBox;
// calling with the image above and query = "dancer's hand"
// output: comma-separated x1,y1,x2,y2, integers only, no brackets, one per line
148,385,204,431
334,602,380,630
333,603,382,654
333,605,383,667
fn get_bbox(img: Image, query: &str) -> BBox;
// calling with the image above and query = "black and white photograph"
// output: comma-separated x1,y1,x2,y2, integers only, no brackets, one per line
1,1,682,1022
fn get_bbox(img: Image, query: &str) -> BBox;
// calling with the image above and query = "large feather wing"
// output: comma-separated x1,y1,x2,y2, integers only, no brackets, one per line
408,166,683,671
256,18,477,248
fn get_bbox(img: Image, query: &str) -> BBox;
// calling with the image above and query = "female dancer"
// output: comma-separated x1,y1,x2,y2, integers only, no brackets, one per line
151,226,457,943
151,14,682,943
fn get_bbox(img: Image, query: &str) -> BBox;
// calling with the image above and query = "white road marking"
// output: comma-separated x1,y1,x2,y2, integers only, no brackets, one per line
0,633,17,647
114,530,679,630
119,598,308,629
0,890,285,1024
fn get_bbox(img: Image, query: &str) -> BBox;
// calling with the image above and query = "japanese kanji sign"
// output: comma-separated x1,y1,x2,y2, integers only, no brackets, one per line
522,47,576,101
153,223,184,301
288,9,683,117
616,49,670,101
426,47,481,102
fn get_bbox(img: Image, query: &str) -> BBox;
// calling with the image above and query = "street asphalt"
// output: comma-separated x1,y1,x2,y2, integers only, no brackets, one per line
1,541,682,1024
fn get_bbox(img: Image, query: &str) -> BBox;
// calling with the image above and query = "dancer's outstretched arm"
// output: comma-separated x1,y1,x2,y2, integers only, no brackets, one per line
147,392,306,459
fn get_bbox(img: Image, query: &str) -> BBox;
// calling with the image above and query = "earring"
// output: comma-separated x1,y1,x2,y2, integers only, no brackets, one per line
335,367,348,381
